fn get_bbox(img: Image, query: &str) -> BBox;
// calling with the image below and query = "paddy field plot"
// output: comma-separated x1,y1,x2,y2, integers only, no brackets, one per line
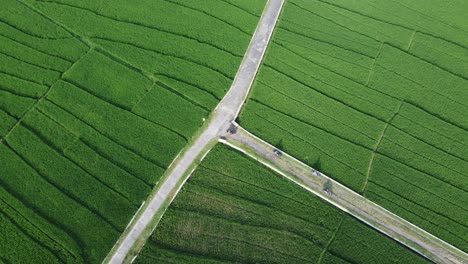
238,0,468,251
135,145,430,264
0,0,265,262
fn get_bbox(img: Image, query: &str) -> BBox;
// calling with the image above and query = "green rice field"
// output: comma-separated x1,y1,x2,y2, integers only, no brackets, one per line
238,0,468,252
1,0,467,262
135,145,430,264
0,0,264,262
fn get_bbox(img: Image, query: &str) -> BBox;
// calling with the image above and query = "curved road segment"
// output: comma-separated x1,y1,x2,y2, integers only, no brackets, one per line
107,0,286,263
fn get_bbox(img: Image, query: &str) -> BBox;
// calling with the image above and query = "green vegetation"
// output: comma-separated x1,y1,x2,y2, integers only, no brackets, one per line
0,0,265,262
238,0,468,251
135,145,430,264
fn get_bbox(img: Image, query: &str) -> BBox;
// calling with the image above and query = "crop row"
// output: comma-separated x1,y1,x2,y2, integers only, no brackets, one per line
25,0,266,110
0,0,265,137
0,141,120,263
238,0,468,251
0,190,78,263
136,145,430,263
307,0,468,50
0,209,61,263
0,0,265,262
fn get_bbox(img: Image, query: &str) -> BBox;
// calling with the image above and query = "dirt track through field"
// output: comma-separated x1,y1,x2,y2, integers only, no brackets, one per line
106,0,468,263
106,1,285,262
224,126,468,264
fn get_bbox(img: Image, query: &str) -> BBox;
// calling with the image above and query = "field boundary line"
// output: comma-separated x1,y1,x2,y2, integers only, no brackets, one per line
365,42,384,86
0,48,91,144
16,0,173,96
130,81,156,112
317,216,344,264
0,195,80,260
361,101,404,194
407,30,417,51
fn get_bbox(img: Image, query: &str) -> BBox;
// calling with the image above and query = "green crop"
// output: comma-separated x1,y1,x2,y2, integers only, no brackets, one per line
136,145,430,263
238,0,468,251
0,0,264,262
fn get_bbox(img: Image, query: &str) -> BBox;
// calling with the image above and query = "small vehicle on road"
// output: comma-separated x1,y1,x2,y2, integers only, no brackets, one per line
273,149,282,157
226,124,238,134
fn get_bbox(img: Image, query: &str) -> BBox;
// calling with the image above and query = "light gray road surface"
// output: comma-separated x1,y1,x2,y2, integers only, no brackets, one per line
107,1,285,263
225,125,468,264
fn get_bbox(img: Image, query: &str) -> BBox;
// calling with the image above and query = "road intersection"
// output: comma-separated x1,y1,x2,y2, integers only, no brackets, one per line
106,1,286,262
106,0,467,263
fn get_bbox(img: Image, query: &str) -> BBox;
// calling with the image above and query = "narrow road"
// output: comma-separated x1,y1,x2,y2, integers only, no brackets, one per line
224,125,468,264
106,1,285,263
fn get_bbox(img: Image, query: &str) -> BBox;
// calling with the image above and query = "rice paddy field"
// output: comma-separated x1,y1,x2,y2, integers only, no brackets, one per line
0,0,265,262
238,0,468,252
135,145,430,264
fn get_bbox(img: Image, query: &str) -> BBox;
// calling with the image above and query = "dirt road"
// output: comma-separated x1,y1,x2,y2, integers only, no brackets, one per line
106,1,285,263
224,125,468,264
106,0,468,263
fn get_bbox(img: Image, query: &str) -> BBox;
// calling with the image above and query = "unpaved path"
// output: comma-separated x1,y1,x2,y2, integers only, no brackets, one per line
106,1,285,263
224,126,468,264
106,0,468,263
